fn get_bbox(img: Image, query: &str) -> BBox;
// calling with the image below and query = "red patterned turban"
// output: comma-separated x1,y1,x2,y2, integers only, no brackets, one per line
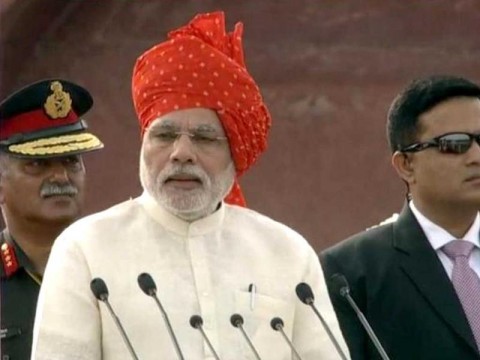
132,11,272,207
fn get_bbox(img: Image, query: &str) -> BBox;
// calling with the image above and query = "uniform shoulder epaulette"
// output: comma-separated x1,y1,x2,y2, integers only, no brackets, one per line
1,240,19,277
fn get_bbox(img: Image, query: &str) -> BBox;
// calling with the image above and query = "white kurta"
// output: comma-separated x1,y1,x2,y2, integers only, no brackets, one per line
32,193,349,360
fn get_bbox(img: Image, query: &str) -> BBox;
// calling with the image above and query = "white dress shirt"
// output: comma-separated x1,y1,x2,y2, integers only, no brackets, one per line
31,193,349,360
410,201,480,279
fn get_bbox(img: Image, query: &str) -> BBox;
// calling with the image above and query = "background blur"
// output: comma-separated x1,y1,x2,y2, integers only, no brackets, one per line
2,0,480,251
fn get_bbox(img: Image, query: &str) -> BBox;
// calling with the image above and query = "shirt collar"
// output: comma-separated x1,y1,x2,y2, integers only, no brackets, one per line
138,191,225,236
409,201,480,250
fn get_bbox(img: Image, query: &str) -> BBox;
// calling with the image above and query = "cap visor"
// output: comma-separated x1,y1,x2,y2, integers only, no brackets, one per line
6,132,103,158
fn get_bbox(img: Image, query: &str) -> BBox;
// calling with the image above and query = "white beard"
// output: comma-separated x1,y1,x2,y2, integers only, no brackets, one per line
139,150,235,221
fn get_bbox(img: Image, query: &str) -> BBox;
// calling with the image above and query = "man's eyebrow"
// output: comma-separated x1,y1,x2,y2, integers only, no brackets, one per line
148,120,222,133
148,121,176,132
193,124,221,133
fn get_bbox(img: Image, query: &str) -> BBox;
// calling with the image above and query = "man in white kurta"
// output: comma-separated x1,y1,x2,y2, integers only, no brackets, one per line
32,11,349,360
32,192,348,359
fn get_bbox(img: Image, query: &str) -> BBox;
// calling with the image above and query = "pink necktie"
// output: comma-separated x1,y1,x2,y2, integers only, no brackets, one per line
442,240,480,351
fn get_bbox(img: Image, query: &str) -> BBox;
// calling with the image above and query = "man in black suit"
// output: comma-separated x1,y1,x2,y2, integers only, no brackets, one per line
321,75,480,360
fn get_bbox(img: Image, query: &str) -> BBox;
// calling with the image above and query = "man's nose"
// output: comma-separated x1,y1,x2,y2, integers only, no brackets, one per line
169,134,197,163
48,163,70,182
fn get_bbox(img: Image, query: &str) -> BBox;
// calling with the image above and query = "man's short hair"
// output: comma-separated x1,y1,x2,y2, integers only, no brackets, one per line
387,75,480,153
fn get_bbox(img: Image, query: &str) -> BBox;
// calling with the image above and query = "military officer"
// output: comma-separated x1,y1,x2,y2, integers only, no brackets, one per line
0,79,103,359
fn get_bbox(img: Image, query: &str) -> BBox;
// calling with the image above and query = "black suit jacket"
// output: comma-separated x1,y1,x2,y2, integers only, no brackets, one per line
321,205,480,360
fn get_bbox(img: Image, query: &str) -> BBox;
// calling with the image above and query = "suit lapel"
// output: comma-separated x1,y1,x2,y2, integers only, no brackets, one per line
393,205,478,353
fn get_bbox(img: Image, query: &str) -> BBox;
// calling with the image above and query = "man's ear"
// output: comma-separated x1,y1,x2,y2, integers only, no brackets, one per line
392,151,415,185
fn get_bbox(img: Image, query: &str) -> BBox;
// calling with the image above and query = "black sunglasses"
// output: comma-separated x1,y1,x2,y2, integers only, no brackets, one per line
401,132,480,154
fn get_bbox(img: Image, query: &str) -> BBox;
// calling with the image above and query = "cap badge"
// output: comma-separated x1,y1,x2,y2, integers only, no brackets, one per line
44,81,73,119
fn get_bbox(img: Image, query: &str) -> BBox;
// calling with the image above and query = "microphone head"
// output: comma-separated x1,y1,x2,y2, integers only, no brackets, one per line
295,282,315,305
270,317,284,331
230,313,244,328
330,273,350,297
137,272,157,296
189,315,203,329
90,277,109,301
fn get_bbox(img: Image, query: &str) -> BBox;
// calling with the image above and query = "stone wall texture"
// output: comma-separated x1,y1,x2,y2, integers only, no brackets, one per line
2,0,480,250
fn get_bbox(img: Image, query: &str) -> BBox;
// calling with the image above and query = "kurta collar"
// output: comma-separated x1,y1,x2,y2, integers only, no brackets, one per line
138,192,225,236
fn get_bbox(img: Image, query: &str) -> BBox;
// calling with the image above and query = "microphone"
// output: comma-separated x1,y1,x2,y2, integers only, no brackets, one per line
189,315,221,360
137,272,185,360
331,274,390,360
230,314,262,360
270,317,304,360
295,282,348,360
90,278,139,360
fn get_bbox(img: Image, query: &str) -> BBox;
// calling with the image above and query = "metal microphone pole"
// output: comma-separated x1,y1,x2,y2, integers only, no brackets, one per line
332,274,390,360
230,314,262,360
270,317,304,360
189,315,221,360
90,278,139,360
296,282,348,360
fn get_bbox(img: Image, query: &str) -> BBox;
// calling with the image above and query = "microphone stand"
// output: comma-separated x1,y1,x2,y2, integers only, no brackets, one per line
189,315,221,360
150,295,185,360
230,314,262,360
343,291,390,360
90,278,139,360
102,301,140,360
332,274,390,360
296,282,348,360
137,273,185,360
270,317,303,360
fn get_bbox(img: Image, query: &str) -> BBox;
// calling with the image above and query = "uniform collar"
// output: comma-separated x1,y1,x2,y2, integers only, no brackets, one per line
1,230,38,278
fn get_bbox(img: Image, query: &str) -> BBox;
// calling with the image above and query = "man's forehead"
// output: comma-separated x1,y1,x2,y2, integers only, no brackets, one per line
418,97,480,135
149,109,223,130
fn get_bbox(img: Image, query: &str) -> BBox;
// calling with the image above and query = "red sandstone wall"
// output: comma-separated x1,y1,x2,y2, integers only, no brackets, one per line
2,0,480,250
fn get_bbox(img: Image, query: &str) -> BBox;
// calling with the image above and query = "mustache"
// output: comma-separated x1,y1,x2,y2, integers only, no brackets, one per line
40,183,79,198
159,165,209,184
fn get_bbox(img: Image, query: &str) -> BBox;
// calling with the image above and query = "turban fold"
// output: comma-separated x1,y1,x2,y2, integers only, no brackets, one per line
132,11,272,207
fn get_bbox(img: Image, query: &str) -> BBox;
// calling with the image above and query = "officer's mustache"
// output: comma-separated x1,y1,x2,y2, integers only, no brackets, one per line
40,182,78,198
